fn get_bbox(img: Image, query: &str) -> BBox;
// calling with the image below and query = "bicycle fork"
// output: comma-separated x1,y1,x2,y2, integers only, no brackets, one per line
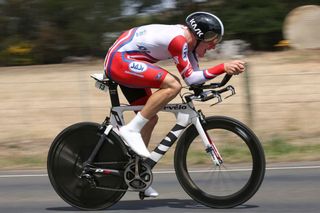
192,116,223,166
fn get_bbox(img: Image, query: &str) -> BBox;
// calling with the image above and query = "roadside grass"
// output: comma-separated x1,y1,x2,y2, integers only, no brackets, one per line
0,137,320,169
0,155,46,169
264,137,320,162
165,137,320,166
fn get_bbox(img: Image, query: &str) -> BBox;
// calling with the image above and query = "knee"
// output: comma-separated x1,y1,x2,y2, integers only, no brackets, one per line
171,80,182,95
163,75,182,95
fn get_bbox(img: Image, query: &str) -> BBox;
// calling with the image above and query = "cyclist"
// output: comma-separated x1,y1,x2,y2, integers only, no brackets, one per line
104,11,245,197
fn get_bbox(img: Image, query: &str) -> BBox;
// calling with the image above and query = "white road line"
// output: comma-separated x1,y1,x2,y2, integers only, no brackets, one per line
0,165,319,178
0,174,48,178
267,165,320,170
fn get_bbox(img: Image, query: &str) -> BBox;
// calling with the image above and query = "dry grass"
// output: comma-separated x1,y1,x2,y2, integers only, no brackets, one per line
0,49,320,169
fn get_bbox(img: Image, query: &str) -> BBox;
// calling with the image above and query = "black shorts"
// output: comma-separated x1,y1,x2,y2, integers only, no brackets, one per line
119,85,152,106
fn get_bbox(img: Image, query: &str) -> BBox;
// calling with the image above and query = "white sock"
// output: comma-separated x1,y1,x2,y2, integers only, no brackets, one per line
125,112,149,132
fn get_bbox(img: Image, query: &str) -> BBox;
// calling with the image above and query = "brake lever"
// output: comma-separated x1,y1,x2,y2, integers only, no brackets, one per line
224,86,236,99
210,92,222,106
209,86,235,106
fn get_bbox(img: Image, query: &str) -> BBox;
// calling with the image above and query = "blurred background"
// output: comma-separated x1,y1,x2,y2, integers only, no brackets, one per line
0,0,319,169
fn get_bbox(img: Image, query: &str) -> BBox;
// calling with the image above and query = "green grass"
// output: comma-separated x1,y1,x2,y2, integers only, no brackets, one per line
264,137,296,155
1,137,320,169
178,137,320,166
186,145,253,165
0,155,46,169
263,137,320,161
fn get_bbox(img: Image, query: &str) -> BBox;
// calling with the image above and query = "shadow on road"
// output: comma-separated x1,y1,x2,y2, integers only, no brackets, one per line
47,199,258,211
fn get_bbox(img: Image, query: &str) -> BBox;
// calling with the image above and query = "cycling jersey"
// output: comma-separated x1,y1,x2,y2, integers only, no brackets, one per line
104,24,225,105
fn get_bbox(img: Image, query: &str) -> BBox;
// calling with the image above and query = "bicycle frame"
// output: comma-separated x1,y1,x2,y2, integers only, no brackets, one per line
109,102,222,168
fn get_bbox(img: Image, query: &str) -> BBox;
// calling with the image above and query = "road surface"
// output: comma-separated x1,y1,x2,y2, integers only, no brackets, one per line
0,162,319,213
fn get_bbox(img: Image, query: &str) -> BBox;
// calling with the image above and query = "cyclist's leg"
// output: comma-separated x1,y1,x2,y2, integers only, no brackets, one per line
141,115,158,147
119,85,158,146
106,53,179,196
140,73,182,119
115,87,159,198
106,52,181,158
107,52,182,120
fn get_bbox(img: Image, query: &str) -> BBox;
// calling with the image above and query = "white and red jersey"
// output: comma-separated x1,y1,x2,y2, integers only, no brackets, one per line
117,24,185,62
104,24,225,86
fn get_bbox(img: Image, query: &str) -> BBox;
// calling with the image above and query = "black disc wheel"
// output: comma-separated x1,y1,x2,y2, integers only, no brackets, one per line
47,122,130,210
174,116,265,208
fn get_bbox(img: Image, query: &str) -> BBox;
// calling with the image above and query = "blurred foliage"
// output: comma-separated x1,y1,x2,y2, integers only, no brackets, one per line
0,0,319,66
0,40,34,65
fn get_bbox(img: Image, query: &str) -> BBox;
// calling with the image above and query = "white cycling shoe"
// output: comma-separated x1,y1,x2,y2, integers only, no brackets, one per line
119,126,151,158
144,186,159,197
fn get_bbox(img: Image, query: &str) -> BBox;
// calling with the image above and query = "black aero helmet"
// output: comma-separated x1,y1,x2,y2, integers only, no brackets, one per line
186,12,224,42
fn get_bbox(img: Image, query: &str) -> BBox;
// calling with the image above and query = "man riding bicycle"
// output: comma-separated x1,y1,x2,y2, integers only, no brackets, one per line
104,11,245,197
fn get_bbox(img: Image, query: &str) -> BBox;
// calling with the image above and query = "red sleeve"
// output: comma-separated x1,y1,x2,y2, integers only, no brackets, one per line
168,35,225,82
168,35,193,79
204,63,225,79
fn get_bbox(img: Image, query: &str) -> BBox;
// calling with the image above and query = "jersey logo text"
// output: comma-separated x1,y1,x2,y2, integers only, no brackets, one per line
137,45,151,54
182,43,188,61
129,62,147,73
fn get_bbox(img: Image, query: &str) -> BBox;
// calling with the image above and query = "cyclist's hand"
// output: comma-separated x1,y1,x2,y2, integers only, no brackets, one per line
224,60,246,75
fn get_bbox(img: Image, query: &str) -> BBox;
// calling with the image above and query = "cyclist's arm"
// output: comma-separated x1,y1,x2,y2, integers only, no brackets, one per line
168,35,225,85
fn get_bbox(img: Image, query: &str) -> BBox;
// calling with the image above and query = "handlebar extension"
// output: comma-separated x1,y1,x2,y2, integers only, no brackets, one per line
186,74,235,105
190,74,233,91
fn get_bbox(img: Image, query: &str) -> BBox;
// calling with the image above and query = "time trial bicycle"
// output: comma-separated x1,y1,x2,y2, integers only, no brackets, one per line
47,73,265,210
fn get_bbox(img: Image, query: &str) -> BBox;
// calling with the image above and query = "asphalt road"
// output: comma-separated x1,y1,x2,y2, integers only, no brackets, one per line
0,162,320,213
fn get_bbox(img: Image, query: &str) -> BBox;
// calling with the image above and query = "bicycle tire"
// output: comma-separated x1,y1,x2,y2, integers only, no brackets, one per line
47,122,129,210
174,116,265,208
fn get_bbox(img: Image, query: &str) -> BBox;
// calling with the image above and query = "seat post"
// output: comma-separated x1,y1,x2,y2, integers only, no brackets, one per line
108,81,120,107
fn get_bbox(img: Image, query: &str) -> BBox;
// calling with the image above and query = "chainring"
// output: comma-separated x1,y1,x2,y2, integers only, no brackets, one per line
124,159,153,191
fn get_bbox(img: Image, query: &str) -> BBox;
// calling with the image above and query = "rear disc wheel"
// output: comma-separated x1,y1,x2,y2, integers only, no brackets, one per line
47,122,129,210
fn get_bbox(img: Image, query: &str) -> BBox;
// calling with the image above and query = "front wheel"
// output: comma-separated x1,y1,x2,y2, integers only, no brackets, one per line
47,122,130,210
174,116,265,208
